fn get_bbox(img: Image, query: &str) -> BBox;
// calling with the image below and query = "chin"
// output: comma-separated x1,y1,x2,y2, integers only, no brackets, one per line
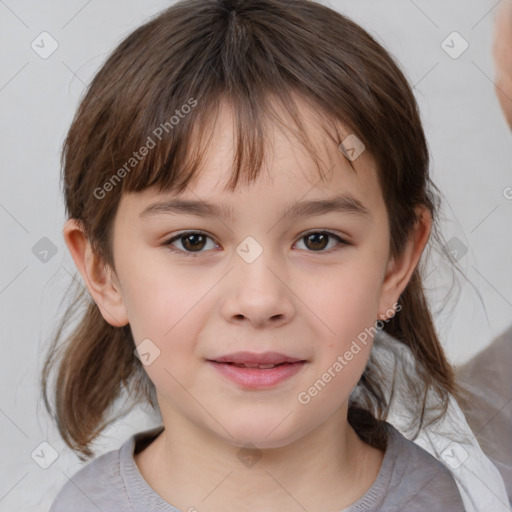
215,413,307,450
227,432,299,451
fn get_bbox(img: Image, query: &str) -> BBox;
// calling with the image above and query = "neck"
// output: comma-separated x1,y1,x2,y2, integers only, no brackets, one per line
135,406,385,512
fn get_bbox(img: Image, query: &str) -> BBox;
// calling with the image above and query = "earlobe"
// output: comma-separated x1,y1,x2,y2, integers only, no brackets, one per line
378,207,432,317
62,218,129,327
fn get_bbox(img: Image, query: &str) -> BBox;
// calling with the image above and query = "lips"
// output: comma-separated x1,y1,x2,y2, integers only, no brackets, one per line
207,355,307,389
208,351,306,366
221,362,288,369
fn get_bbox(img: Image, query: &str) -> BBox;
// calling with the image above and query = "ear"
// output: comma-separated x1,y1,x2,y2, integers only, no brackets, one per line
62,218,129,327
377,206,432,319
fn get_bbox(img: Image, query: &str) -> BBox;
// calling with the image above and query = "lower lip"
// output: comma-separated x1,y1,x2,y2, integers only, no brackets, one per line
207,361,306,389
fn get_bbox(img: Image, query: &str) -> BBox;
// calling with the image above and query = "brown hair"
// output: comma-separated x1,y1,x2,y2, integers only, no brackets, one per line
42,0,462,460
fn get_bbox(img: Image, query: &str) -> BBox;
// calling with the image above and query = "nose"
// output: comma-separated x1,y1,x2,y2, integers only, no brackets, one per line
220,248,296,329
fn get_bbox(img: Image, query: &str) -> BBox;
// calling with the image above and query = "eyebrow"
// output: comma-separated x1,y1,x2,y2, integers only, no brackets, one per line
139,194,371,221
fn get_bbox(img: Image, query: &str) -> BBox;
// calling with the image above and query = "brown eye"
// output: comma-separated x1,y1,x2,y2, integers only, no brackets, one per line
164,230,347,257
296,231,346,252
180,233,207,251
304,233,329,251
165,231,217,255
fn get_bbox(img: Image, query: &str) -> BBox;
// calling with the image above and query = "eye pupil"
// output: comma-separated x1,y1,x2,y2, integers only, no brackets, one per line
182,234,206,251
305,233,328,251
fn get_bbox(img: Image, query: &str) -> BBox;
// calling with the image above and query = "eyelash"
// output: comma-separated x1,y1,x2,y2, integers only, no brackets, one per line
163,230,349,257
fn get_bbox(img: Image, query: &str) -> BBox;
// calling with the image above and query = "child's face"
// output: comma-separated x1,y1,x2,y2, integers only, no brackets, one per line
104,100,408,448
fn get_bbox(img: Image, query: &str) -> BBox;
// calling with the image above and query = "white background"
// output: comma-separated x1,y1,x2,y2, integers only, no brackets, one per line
0,0,511,510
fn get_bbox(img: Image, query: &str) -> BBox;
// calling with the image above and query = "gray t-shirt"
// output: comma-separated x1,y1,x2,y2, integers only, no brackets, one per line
49,421,465,512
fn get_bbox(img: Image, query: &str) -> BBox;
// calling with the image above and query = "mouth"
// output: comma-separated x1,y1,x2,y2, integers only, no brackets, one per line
207,351,307,366
209,361,302,369
206,354,307,389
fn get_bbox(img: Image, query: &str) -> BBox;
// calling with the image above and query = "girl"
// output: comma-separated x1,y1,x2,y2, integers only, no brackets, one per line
41,0,494,510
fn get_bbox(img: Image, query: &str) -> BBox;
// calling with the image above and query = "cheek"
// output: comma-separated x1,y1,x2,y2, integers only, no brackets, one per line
295,255,385,403
122,261,214,401
119,253,208,348
303,259,385,344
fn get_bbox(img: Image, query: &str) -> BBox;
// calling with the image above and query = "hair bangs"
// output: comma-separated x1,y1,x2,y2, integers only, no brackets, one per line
117,87,348,203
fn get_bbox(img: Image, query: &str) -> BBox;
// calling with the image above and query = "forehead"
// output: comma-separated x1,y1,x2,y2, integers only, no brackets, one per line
118,96,384,218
